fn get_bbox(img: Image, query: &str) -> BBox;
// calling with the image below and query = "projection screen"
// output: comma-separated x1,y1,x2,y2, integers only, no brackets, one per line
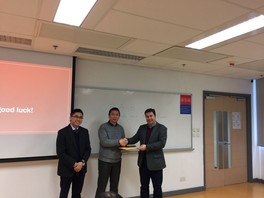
0,48,73,162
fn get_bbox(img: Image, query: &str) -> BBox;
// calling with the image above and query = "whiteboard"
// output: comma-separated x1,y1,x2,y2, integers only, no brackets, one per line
74,87,192,154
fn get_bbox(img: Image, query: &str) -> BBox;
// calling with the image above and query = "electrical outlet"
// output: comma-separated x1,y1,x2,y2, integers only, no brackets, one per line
180,177,186,182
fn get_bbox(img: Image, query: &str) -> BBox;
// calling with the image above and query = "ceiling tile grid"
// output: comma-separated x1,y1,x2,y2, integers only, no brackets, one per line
1,0,264,80
94,10,201,45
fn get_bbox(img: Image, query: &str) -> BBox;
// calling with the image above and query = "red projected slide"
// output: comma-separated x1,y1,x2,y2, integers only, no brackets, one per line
0,60,72,134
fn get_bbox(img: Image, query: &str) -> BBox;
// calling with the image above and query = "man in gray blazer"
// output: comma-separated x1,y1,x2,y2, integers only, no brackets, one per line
127,108,167,198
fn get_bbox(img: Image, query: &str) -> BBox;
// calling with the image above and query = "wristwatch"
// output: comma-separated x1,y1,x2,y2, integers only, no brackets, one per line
82,160,85,166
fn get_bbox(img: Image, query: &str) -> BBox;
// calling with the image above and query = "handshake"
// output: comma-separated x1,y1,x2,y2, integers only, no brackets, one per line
119,138,128,147
118,138,147,151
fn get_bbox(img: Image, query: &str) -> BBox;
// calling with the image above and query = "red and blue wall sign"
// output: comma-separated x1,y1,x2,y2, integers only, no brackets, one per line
180,95,192,114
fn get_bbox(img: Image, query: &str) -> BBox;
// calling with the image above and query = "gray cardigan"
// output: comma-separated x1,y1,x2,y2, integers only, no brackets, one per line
98,122,125,163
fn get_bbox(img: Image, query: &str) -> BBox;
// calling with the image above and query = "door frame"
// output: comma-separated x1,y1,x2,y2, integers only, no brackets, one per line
203,91,253,188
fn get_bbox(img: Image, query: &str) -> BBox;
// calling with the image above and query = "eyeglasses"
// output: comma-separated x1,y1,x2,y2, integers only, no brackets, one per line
71,115,83,119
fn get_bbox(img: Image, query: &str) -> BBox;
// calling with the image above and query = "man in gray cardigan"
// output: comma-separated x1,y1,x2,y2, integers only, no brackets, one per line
127,108,167,198
95,107,127,198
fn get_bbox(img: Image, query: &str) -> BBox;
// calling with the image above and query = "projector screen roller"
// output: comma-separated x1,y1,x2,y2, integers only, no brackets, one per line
0,60,72,160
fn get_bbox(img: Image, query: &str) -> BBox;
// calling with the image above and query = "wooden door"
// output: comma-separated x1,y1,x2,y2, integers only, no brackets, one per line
204,95,247,188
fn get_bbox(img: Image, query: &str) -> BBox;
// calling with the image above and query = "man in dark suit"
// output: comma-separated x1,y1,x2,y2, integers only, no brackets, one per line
126,108,167,198
56,109,91,198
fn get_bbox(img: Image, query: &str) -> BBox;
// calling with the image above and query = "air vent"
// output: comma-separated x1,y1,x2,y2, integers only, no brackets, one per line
76,47,145,61
0,35,32,46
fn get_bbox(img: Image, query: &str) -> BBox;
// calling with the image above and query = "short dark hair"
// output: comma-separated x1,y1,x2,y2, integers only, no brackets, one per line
108,107,120,116
145,108,156,116
70,109,83,116
99,191,123,198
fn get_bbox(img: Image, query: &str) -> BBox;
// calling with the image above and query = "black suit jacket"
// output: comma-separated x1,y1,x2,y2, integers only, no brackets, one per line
56,124,91,177
128,122,167,171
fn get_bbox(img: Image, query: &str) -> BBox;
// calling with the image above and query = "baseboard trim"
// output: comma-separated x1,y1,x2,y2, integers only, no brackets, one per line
129,186,205,198
252,178,264,183
128,180,264,198
163,186,205,197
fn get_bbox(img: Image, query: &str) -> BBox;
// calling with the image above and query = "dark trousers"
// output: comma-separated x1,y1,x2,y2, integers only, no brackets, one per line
95,160,121,198
59,173,85,198
139,158,163,198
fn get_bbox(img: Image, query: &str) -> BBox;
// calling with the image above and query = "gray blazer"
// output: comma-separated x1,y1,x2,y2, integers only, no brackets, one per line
128,122,167,170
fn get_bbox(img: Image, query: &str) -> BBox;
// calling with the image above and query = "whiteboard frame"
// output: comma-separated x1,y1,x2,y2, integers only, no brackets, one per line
74,86,193,153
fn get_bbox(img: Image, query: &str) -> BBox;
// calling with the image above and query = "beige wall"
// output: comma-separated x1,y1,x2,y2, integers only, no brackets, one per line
0,48,256,198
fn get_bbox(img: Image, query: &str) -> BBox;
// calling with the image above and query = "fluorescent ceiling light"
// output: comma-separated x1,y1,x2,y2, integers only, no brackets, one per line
54,0,97,26
186,15,264,49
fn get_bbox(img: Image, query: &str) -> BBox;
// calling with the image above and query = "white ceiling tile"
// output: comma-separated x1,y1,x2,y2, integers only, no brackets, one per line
210,56,253,67
95,10,201,45
33,37,78,55
0,0,40,18
76,29,131,49
1,0,264,80
156,46,229,62
245,32,264,45
167,60,225,73
237,59,264,72
138,56,177,67
225,0,264,9
39,22,131,49
114,0,250,31
38,0,60,21
257,6,264,13
212,40,264,59
82,0,118,29
120,39,171,55
0,13,36,35
39,22,75,42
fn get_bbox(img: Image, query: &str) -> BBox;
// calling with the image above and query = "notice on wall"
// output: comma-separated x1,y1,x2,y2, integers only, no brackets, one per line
232,112,241,129
180,95,192,114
